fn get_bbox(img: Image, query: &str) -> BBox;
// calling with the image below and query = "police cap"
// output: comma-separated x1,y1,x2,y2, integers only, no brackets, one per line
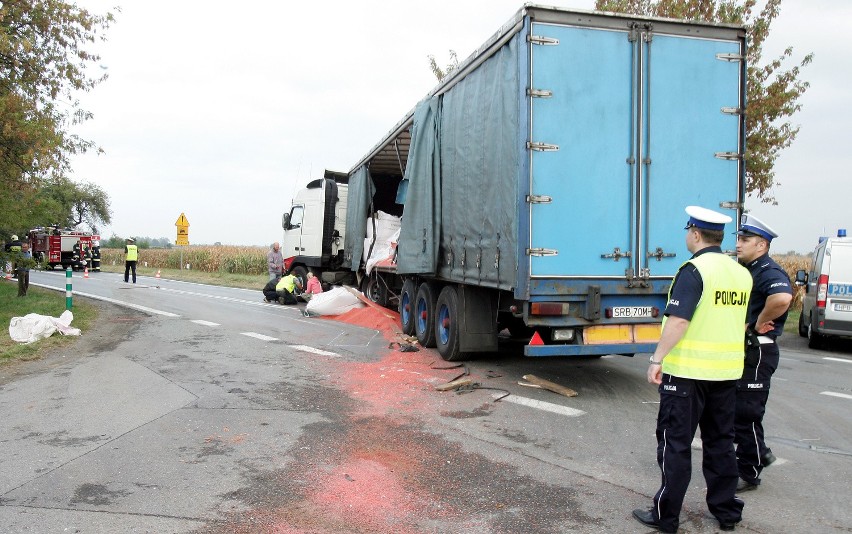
683,206,732,232
737,214,778,242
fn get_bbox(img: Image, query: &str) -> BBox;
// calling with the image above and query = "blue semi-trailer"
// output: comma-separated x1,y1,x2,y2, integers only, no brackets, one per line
282,5,747,362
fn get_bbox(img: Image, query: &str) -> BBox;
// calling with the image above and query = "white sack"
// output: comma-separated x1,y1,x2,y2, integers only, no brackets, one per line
9,310,81,344
305,286,365,316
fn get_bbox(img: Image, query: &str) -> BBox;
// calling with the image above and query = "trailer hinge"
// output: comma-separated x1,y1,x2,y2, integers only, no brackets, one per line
527,141,559,152
527,88,553,98
721,107,743,115
714,151,742,161
601,247,631,261
528,35,559,46
625,268,651,288
526,247,558,257
716,53,744,62
719,201,744,210
526,194,552,204
648,247,676,261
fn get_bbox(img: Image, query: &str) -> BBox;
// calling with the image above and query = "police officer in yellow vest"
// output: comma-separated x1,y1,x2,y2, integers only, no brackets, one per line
633,206,753,533
124,237,138,284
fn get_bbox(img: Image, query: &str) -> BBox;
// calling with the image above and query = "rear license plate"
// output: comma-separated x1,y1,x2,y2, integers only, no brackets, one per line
835,303,852,312
611,306,655,318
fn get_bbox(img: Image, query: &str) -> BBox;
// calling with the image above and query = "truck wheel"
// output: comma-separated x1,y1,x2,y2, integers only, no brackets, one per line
415,282,438,347
436,285,465,361
798,311,808,338
807,322,825,350
399,279,416,335
361,274,388,307
291,266,308,292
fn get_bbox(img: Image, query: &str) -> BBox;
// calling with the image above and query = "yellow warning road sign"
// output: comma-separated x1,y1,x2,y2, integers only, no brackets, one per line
175,213,190,246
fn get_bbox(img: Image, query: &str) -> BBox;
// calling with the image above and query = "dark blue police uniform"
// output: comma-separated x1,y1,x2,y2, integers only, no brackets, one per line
655,246,744,531
735,253,791,485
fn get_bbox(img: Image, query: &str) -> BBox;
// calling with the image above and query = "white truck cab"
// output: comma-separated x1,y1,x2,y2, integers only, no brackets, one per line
796,229,852,348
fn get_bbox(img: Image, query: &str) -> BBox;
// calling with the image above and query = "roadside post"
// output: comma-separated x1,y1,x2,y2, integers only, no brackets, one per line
65,266,72,310
175,212,190,270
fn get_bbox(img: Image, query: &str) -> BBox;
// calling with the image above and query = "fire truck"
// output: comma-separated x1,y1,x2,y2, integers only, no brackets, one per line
27,227,101,271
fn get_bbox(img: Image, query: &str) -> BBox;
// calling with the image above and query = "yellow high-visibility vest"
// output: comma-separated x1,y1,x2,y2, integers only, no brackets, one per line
663,252,753,380
125,244,138,261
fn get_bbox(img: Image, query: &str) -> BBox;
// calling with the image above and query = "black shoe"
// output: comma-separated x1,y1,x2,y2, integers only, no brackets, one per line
632,508,676,533
763,449,776,466
736,478,759,492
719,521,737,531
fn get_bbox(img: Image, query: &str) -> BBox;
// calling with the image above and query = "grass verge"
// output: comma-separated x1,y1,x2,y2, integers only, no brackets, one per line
96,264,267,290
1,279,98,363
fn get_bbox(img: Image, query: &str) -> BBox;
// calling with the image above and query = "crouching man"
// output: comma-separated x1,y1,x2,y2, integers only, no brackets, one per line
263,272,302,305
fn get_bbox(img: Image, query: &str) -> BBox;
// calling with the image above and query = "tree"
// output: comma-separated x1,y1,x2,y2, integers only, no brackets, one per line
0,1,115,225
40,177,111,232
594,0,811,204
427,50,460,82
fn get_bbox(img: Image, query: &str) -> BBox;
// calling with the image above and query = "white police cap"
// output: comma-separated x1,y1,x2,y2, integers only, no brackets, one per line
737,214,778,241
684,206,732,231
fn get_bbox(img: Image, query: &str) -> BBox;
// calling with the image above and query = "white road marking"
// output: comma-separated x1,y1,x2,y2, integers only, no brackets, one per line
241,332,278,342
191,320,220,327
824,357,852,364
495,394,586,417
820,391,852,400
291,345,340,357
28,282,180,317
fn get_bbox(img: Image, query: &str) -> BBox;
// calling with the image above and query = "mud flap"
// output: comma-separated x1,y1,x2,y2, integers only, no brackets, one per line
458,285,498,353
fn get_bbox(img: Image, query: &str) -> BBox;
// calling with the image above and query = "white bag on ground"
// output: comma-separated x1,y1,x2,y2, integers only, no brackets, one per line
305,287,365,316
9,310,81,344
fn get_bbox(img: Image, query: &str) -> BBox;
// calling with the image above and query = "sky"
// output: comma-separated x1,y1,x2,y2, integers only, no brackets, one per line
70,0,849,253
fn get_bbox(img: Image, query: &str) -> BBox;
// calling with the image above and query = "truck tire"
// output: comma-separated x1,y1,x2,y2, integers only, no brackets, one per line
798,311,808,338
415,282,438,347
399,279,416,336
291,266,308,292
361,274,388,307
436,285,464,361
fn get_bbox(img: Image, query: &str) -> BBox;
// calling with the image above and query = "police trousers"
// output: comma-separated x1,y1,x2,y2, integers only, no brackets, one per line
653,374,743,532
735,341,779,484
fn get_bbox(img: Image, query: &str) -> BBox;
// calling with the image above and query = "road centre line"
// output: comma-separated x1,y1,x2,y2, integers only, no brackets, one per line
820,391,852,400
241,332,279,342
29,282,180,318
191,320,220,327
291,345,341,357
824,357,852,364
494,394,586,417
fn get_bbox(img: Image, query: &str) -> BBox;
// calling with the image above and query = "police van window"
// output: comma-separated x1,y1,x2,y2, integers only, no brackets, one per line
813,246,825,276
289,206,304,229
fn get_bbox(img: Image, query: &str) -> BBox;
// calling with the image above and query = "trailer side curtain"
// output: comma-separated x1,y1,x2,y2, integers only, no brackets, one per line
438,34,520,290
397,96,442,275
342,165,375,270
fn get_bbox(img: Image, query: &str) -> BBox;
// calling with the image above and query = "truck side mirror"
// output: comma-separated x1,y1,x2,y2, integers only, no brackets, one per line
282,213,291,230
795,269,808,287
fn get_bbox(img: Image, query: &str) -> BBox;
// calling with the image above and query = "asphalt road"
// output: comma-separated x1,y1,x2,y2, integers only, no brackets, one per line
0,270,850,533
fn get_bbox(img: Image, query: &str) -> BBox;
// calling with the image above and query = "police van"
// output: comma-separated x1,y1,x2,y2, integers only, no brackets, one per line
796,229,852,348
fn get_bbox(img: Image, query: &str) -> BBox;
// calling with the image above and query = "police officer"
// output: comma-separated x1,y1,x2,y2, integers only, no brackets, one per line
124,237,138,284
633,206,752,533
734,215,792,492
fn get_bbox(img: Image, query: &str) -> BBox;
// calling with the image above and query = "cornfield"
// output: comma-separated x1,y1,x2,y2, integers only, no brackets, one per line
100,246,268,275
776,254,810,310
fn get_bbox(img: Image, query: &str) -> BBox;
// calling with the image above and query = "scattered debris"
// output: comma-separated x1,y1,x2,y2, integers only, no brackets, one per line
519,374,578,398
435,377,474,392
388,341,419,352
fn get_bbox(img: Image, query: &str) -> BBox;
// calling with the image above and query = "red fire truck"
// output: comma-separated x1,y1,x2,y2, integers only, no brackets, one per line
27,227,100,271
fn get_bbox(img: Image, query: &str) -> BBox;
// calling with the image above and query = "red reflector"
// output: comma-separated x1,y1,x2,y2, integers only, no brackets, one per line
530,302,570,316
652,307,660,318
529,331,545,345
605,308,613,319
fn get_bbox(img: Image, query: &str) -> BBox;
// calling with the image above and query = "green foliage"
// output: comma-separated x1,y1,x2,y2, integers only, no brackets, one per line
594,0,811,204
0,1,116,231
427,50,459,82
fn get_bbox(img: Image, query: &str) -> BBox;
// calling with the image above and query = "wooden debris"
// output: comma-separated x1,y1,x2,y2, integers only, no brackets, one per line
521,374,578,397
517,381,543,389
435,377,473,392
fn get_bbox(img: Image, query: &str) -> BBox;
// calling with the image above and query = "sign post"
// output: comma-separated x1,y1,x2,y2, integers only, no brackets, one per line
175,213,190,269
